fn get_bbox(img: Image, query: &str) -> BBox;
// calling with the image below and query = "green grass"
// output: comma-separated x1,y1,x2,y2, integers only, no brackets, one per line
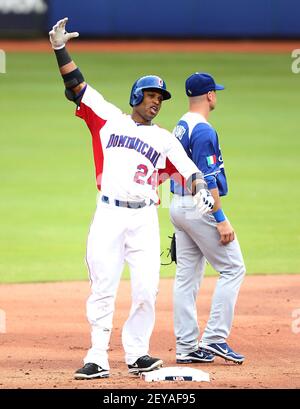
0,51,299,283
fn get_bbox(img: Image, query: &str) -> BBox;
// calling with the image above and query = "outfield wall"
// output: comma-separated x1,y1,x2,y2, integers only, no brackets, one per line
48,0,300,38
0,0,300,37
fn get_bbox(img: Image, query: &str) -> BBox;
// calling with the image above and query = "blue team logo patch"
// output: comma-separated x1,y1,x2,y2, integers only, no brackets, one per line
173,125,186,140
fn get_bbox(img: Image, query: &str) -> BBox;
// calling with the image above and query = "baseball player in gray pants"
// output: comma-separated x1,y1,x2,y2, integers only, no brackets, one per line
170,73,246,364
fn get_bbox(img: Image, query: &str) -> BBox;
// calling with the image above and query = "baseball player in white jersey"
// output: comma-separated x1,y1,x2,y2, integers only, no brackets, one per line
170,73,246,365
49,18,214,379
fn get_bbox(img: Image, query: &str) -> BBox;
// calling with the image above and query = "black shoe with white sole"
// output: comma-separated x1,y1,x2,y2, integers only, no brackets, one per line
74,363,109,380
128,355,163,374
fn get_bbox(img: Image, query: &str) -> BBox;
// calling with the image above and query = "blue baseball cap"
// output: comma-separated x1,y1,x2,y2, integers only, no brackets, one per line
185,72,225,96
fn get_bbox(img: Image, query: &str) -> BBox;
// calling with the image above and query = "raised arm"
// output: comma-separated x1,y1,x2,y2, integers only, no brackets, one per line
49,17,86,103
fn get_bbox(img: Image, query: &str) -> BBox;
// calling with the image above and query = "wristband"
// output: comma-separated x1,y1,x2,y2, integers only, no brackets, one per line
54,46,72,67
212,208,226,223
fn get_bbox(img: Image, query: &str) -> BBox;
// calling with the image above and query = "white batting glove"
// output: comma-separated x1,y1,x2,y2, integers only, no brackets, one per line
49,17,79,50
193,189,215,215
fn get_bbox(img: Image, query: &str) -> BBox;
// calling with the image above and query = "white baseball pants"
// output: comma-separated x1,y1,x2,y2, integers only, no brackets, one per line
83,199,160,370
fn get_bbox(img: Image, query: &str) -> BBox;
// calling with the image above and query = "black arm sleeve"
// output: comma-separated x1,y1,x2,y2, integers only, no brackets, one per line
62,68,85,89
54,46,86,104
54,47,72,67
62,69,85,104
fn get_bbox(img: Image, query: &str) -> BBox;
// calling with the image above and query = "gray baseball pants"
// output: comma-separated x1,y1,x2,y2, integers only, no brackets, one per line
170,195,246,354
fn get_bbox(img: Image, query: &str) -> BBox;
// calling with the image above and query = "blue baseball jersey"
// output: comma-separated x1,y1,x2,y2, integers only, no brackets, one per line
170,112,228,196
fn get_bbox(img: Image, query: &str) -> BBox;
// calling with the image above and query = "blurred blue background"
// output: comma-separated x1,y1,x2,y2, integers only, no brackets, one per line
0,0,300,38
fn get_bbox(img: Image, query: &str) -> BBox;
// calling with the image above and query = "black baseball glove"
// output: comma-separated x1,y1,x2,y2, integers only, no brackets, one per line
161,233,176,265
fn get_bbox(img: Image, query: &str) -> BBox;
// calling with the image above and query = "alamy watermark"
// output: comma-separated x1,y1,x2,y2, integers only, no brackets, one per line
291,49,300,73
0,50,6,73
0,309,6,333
291,308,300,334
94,170,207,220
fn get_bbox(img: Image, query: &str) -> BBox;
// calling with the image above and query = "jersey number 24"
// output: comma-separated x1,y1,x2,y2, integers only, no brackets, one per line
134,164,157,190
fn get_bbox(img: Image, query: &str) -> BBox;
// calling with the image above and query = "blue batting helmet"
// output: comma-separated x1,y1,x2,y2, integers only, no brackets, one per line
129,75,171,107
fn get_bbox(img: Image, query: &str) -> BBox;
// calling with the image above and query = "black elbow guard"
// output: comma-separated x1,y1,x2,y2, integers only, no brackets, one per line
62,68,85,89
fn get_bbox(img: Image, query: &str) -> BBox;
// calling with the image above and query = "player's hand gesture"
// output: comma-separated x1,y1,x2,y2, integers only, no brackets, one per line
49,17,79,50
194,189,214,215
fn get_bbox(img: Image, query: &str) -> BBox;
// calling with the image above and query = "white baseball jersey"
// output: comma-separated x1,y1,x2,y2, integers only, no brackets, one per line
76,85,200,203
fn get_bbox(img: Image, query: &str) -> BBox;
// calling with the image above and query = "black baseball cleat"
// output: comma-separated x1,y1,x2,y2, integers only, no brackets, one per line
74,363,109,380
128,355,163,375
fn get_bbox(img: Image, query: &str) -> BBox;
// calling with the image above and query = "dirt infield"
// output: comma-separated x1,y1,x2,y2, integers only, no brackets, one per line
0,275,299,389
0,39,299,53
